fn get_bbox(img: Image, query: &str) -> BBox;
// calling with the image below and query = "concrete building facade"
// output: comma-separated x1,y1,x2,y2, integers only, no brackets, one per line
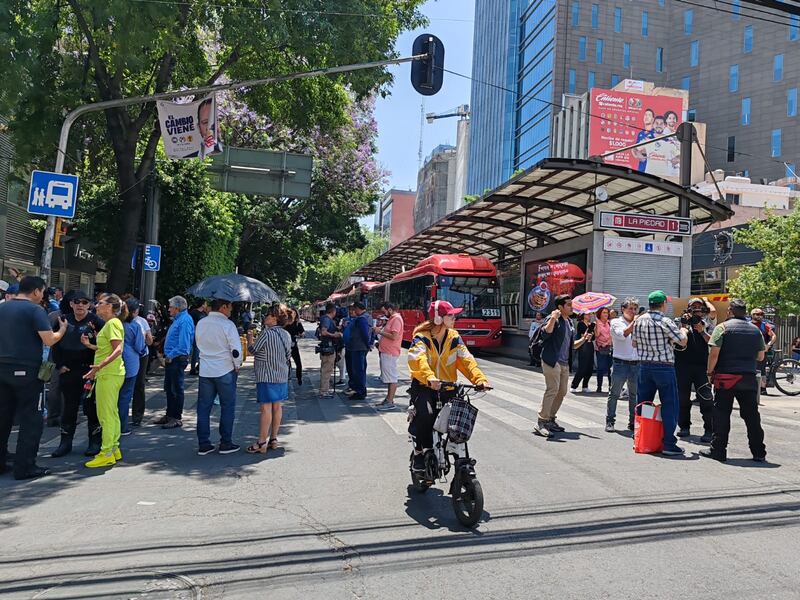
374,189,416,249
414,144,458,232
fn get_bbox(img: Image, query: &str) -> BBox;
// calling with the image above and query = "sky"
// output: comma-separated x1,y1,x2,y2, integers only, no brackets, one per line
360,0,475,227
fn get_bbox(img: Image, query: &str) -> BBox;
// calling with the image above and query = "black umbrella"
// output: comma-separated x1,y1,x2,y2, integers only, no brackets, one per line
186,273,280,303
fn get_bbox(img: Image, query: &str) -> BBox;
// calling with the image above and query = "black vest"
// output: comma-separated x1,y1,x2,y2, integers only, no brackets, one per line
716,317,763,374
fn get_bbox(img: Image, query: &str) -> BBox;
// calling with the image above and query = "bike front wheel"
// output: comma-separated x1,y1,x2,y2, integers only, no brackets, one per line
774,359,800,396
452,477,484,528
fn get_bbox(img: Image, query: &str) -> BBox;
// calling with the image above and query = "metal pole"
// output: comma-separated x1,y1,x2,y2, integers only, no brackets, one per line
678,122,695,217
142,183,160,311
39,52,430,282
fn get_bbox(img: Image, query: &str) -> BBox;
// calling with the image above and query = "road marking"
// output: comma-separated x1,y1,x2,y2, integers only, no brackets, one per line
471,398,533,431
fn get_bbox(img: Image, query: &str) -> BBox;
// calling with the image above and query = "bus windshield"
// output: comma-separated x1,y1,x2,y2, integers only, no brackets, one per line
436,276,501,319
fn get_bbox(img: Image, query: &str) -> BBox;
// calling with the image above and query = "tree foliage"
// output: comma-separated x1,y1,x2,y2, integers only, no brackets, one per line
0,0,425,289
727,207,800,315
293,230,388,302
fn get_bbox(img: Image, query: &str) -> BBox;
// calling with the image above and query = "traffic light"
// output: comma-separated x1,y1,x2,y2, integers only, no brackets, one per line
54,218,65,248
411,34,445,96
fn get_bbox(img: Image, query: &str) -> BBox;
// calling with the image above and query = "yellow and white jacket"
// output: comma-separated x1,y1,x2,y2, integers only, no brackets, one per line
407,326,488,387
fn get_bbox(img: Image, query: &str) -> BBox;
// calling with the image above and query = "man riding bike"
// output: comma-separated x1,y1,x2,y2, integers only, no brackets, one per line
407,300,491,472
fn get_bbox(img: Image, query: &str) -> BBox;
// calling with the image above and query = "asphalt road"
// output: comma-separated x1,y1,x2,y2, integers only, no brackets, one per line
1,337,799,599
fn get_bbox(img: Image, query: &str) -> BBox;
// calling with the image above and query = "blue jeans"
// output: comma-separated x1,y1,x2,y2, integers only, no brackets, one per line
348,350,368,397
196,370,238,446
637,363,679,449
606,360,638,425
164,357,188,419
117,376,136,433
596,352,612,389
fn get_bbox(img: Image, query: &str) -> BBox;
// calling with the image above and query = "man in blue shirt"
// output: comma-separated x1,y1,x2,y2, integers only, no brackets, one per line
344,302,371,400
154,295,195,428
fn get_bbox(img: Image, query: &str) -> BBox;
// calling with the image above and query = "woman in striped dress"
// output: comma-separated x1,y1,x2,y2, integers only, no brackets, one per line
246,304,292,454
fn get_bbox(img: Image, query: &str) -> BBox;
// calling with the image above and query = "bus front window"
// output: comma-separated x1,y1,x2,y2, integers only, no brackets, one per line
436,276,501,319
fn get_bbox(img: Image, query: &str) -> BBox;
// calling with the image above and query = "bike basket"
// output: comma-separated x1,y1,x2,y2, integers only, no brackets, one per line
447,397,478,444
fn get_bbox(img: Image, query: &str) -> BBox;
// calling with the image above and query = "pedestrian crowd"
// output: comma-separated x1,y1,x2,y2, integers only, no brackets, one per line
0,276,299,481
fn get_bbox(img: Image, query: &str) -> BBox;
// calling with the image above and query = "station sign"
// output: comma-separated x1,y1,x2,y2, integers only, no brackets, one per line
599,211,692,236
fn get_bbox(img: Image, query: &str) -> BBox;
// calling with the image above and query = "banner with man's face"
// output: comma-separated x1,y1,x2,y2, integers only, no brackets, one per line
156,94,223,159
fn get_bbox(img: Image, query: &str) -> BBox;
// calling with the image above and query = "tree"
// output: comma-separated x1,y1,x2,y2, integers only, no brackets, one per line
0,0,425,290
727,207,800,315
293,230,388,302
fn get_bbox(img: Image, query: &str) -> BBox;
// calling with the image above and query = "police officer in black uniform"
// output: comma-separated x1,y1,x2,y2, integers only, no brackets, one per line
675,298,715,442
701,298,767,462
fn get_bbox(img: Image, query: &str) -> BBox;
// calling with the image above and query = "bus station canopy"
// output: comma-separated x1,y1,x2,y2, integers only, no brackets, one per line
353,158,733,282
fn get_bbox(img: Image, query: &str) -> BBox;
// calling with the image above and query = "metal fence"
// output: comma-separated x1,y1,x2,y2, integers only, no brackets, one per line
775,314,800,356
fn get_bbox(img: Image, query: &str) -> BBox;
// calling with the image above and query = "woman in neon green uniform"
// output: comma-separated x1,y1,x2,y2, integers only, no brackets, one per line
82,293,126,468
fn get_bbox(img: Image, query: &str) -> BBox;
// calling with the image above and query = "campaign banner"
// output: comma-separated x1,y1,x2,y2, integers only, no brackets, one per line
588,88,684,181
156,94,223,159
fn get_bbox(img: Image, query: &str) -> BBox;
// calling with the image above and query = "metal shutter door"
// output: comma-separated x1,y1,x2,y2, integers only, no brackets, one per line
602,252,681,308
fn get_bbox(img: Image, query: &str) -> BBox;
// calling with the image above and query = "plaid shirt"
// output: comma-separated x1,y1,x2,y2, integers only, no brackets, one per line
632,310,687,364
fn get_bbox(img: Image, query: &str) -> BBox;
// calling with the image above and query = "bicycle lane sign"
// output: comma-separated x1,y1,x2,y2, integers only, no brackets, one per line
143,244,161,271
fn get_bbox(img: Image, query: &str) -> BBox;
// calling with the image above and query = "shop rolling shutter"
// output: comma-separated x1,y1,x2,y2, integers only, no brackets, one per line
602,251,681,309
5,204,39,262
68,272,81,290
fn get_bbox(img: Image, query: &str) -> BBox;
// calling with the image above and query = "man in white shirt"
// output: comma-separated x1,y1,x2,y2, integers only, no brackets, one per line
605,297,641,433
194,299,243,455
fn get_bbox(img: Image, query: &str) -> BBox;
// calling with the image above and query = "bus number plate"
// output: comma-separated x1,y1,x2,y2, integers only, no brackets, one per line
466,340,476,346
481,309,500,317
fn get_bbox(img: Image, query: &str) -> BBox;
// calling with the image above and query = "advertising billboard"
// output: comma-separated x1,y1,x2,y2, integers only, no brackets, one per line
524,251,587,318
588,88,684,181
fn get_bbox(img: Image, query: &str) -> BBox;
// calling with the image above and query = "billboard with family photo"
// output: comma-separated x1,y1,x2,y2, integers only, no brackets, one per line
588,88,684,182
523,252,587,318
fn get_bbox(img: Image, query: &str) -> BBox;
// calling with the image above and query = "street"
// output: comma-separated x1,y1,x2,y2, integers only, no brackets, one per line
2,338,800,599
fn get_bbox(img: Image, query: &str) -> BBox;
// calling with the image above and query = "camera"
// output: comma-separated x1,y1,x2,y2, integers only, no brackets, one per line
679,313,703,327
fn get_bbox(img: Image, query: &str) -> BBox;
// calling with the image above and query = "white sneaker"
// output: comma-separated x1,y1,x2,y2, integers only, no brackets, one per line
581,386,590,393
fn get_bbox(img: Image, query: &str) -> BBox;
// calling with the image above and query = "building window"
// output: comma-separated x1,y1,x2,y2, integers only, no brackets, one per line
681,75,690,90
725,193,741,205
690,40,699,67
568,69,576,94
614,7,622,33
741,97,751,125
771,129,782,157
623,42,631,68
659,0,665,6
727,136,736,162
596,38,604,64
789,88,797,117
774,54,784,81
791,15,800,40
786,164,797,190
571,0,580,27
729,64,738,92
743,25,753,53
588,71,596,89
656,48,664,72
591,3,599,29
611,73,620,87
687,109,696,122
578,36,587,61
684,9,693,35
642,10,649,37
732,0,740,20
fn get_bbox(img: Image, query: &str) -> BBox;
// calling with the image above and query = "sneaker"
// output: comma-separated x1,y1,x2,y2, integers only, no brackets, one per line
152,415,170,425
121,428,132,436
627,421,635,432
548,419,565,432
85,452,116,468
595,387,603,394
661,446,685,456
320,391,334,398
377,403,399,412
700,449,727,462
13,466,51,481
700,431,713,444
533,420,553,438
752,454,767,462
581,386,590,393
412,453,425,472
131,420,142,427
676,427,690,438
113,447,122,461
605,422,615,433
161,418,183,429
197,444,216,456
218,443,241,455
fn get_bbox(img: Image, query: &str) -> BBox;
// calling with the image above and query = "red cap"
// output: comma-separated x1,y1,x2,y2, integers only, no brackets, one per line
428,300,463,323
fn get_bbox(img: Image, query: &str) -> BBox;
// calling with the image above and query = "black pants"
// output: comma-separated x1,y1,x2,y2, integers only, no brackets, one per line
132,354,149,423
529,342,542,366
290,344,302,383
677,362,713,431
572,347,594,389
0,365,44,476
711,373,766,457
59,366,100,437
408,382,455,452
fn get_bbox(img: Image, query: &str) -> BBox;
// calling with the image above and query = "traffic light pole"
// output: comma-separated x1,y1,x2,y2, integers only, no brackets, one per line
39,51,431,284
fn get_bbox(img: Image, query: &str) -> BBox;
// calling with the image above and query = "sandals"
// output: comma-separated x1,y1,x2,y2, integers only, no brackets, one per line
268,438,280,450
247,441,268,454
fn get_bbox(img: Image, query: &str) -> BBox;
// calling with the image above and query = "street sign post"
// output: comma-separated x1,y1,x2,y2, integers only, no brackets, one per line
206,148,313,198
143,244,161,271
599,211,693,236
28,170,79,219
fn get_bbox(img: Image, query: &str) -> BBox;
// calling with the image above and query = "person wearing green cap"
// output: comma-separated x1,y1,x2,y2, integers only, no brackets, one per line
632,290,689,455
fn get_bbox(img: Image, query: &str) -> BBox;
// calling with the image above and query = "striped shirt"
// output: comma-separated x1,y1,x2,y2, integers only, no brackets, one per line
248,326,292,383
632,310,687,364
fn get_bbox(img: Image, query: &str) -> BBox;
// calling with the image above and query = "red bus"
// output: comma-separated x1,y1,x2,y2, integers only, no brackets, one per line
343,281,386,311
387,254,502,348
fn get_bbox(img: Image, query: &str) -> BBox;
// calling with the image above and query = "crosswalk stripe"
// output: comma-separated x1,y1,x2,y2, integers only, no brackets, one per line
471,398,533,431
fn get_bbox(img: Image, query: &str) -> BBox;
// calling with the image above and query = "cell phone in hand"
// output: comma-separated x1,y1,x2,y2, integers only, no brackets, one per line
587,323,596,334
